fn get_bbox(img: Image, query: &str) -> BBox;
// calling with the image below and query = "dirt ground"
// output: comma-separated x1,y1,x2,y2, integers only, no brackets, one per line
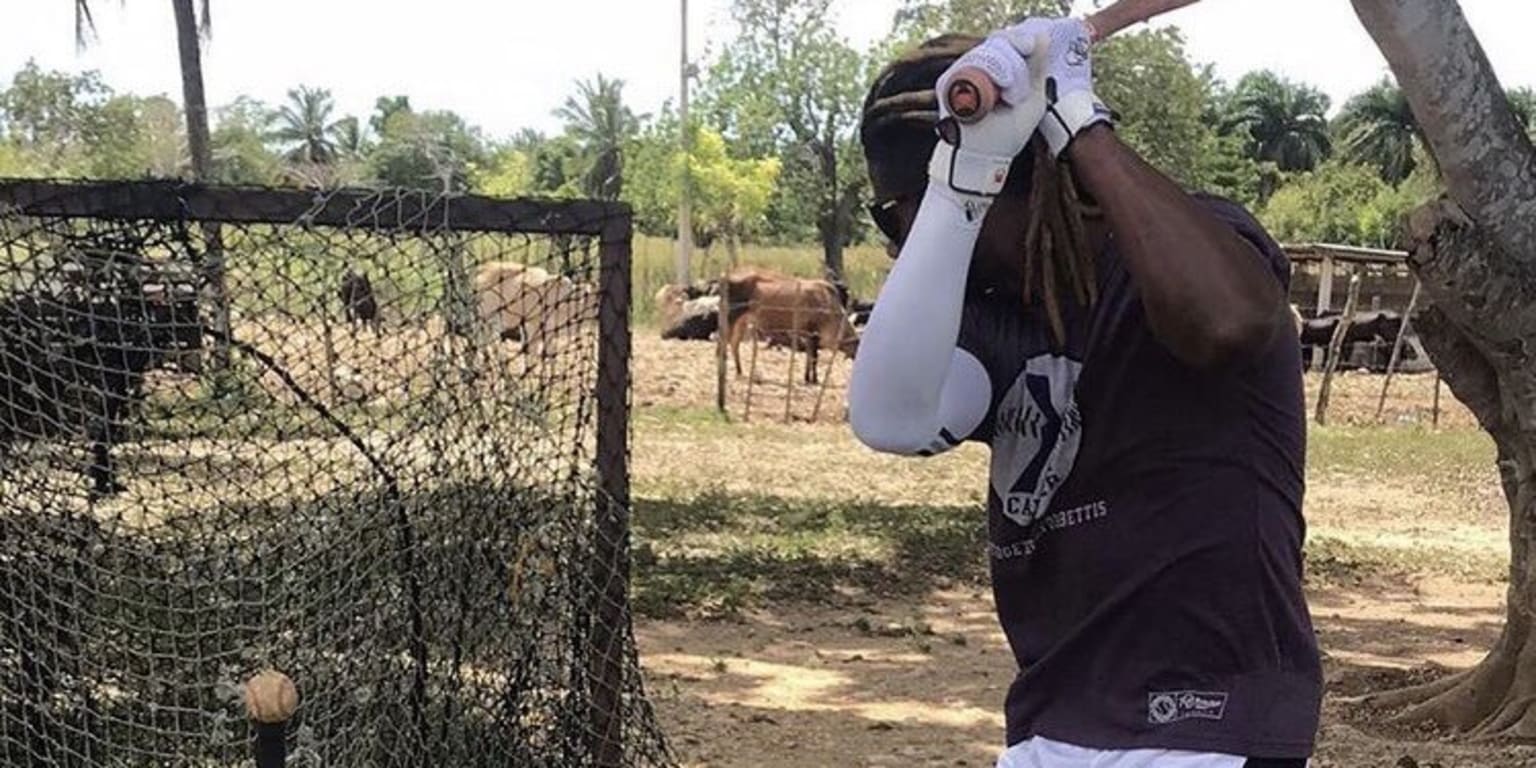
630,335,1533,767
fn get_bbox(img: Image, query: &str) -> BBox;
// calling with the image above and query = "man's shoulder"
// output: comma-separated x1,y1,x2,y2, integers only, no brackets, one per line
1188,191,1291,285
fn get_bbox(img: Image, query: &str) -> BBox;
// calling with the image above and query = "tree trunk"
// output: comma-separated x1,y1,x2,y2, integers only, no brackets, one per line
172,0,230,369
172,0,212,178
820,217,844,286
1346,0,1536,738
1357,208,1536,738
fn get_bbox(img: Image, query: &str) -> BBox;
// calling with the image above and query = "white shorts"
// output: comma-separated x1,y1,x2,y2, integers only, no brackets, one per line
996,736,1270,768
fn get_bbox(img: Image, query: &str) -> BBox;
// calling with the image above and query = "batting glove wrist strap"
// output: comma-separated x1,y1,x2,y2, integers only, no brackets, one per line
1040,89,1115,159
928,131,1014,199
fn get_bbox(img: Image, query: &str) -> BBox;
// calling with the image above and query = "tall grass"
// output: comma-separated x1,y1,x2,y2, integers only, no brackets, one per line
630,235,891,323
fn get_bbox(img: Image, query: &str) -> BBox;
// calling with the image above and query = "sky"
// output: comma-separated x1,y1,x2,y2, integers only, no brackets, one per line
1,1,1534,141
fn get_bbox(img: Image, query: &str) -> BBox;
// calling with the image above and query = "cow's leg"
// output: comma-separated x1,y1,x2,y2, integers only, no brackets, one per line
805,335,820,385
86,423,124,497
730,317,747,378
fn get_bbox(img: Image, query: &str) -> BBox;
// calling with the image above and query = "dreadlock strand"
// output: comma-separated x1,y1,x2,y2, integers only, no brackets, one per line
1059,165,1099,306
1022,152,1048,306
1039,226,1067,347
1044,164,1089,309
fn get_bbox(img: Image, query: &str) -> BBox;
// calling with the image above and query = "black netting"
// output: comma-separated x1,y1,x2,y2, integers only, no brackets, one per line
0,179,671,767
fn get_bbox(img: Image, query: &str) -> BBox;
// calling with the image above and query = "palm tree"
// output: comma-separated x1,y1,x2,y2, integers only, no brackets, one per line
270,86,344,165
1334,78,1423,185
75,0,213,179
1224,70,1332,173
554,74,640,201
332,116,366,159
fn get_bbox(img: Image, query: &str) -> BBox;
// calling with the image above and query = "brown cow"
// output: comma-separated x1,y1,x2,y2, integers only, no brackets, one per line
726,268,858,385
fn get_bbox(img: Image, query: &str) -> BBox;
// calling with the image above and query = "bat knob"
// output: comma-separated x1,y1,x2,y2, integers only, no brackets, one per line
944,67,999,124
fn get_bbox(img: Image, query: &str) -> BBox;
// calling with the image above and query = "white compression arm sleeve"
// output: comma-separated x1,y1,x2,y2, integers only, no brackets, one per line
849,185,993,456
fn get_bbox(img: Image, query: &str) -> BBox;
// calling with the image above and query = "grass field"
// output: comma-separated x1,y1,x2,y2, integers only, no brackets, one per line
627,332,1532,768
629,235,891,322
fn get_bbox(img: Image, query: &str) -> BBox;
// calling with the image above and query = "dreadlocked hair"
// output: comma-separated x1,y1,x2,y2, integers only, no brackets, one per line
860,34,1100,349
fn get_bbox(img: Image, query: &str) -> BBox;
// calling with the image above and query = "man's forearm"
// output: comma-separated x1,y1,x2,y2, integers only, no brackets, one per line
849,187,980,453
1067,125,1288,368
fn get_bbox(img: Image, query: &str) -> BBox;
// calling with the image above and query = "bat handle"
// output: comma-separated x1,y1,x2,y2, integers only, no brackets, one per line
254,721,288,768
944,67,1000,124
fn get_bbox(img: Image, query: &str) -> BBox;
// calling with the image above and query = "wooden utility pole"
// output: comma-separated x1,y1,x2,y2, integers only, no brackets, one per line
676,0,694,286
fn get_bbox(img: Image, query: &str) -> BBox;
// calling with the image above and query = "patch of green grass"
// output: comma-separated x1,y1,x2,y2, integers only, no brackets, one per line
1304,532,1507,585
630,488,985,619
1307,424,1495,481
634,405,736,430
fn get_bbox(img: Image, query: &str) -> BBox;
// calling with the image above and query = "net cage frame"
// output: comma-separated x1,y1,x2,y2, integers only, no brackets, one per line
0,178,661,767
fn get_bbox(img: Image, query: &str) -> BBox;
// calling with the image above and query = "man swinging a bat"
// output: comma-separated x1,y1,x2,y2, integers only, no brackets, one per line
849,11,1321,768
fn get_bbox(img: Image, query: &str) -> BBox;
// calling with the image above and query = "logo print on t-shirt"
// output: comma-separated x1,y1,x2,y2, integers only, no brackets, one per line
1147,691,1229,725
990,355,1083,530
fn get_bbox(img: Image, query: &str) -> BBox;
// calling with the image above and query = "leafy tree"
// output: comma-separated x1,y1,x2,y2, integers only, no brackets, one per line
270,85,343,165
0,63,181,179
889,0,1068,43
704,0,867,283
1334,78,1422,184
1193,129,1275,209
473,147,534,198
332,116,366,158
369,104,487,192
1094,29,1212,187
370,95,412,136
136,95,187,176
515,132,584,197
625,121,781,259
0,141,38,176
620,111,684,234
1506,86,1536,137
0,62,113,171
554,74,641,201
686,128,782,262
1224,70,1332,172
74,94,143,178
208,96,280,185
1258,160,1428,249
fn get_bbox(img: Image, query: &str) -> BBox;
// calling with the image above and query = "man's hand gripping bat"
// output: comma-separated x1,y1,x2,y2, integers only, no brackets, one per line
944,0,1203,123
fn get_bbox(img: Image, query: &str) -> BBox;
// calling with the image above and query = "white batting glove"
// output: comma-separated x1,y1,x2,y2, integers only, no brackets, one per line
929,32,1051,208
1002,17,1115,158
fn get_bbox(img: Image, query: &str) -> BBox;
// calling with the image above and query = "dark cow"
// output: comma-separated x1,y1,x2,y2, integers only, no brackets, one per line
0,278,202,496
1298,309,1418,372
1299,310,1405,348
340,270,379,332
656,281,752,342
848,298,875,328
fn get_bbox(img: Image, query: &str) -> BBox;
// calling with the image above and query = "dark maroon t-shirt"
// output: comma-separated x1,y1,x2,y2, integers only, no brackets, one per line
957,196,1321,758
